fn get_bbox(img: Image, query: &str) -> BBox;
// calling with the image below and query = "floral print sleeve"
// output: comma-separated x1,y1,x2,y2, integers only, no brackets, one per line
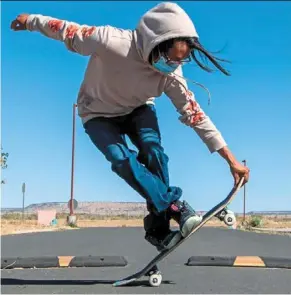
164,66,227,153
26,14,111,56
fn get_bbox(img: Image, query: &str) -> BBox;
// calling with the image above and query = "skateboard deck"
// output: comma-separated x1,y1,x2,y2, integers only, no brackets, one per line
113,177,245,287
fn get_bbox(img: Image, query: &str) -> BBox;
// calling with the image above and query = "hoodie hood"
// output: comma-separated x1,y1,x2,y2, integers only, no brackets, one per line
134,2,199,62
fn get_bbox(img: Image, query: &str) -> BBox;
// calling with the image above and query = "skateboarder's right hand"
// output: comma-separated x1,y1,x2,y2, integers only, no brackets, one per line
10,14,29,31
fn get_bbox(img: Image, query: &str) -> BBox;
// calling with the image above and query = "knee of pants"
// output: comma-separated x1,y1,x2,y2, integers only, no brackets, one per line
106,144,139,178
138,142,168,164
104,143,134,165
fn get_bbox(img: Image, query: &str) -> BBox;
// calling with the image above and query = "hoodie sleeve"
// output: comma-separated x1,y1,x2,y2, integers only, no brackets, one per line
26,14,111,56
164,67,227,153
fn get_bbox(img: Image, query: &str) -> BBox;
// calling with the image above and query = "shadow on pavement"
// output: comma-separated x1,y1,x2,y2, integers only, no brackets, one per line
1,278,174,287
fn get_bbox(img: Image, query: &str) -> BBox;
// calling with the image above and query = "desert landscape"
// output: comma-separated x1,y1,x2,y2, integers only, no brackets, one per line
1,201,291,236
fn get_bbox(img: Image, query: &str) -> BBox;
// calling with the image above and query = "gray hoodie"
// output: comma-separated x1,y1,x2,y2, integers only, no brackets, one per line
26,2,226,153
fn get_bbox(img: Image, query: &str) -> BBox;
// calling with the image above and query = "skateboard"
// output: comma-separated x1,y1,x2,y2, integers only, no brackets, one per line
113,177,244,287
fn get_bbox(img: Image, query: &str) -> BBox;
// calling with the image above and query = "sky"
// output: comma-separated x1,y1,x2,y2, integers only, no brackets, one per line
1,1,291,213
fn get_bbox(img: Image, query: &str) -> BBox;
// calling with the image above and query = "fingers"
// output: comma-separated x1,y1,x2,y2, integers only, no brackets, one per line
230,162,250,187
234,173,240,186
11,20,26,31
243,167,250,184
233,169,249,187
11,14,28,31
11,20,22,30
240,169,249,186
10,19,18,30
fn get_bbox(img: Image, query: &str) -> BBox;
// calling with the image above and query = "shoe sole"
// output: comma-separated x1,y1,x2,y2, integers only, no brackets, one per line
181,215,202,237
164,231,182,249
156,231,182,252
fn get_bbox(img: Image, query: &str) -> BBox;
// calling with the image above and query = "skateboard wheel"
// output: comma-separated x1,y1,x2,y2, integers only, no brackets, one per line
224,213,236,226
149,273,162,287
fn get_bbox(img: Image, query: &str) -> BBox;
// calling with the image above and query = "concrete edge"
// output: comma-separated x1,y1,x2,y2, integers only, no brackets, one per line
1,256,127,269
186,256,291,269
249,227,291,233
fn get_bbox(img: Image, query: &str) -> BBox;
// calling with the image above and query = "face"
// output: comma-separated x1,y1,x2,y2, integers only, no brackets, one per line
151,40,192,74
167,40,191,63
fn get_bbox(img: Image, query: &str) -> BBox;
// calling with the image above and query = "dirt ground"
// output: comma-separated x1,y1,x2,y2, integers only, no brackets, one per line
1,216,291,235
0,218,222,236
1,216,291,236
254,217,291,229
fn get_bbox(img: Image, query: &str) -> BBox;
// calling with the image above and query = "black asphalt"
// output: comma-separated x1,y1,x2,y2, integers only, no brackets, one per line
1,227,291,293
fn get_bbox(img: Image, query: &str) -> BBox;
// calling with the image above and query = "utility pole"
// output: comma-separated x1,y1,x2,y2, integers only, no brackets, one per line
22,182,26,221
67,103,77,226
70,103,77,216
242,160,247,222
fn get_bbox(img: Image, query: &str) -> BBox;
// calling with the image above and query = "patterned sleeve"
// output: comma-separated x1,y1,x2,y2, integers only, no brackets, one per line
26,14,112,56
164,67,227,153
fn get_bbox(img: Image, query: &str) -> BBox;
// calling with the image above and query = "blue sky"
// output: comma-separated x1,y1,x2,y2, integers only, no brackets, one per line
1,1,291,212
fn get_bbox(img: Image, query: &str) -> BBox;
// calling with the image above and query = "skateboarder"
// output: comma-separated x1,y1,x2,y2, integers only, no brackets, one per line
11,2,249,251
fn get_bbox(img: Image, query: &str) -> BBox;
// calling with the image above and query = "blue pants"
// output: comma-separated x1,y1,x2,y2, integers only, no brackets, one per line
84,104,182,213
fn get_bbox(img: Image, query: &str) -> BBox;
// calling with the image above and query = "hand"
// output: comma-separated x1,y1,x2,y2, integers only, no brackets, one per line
10,14,29,31
218,146,250,186
229,161,250,186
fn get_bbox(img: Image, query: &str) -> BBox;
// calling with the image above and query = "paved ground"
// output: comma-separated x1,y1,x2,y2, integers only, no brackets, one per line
1,227,291,294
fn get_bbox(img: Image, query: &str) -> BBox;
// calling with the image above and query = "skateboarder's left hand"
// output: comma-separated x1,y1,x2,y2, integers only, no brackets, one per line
229,161,249,186
218,146,250,186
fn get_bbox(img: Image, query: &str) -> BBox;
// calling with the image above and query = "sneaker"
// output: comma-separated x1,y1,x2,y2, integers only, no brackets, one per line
145,229,182,252
167,200,202,237
143,210,182,251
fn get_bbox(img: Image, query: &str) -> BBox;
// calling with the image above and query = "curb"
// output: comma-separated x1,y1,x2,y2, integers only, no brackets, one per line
250,227,291,233
186,256,291,269
1,255,127,269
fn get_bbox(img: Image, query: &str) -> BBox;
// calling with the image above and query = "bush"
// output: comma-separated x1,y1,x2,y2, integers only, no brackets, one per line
68,222,78,228
249,216,263,227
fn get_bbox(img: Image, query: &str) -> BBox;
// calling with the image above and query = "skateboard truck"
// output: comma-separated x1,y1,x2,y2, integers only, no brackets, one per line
216,208,236,226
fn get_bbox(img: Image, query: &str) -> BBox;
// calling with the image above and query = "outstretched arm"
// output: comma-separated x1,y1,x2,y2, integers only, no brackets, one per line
164,67,250,185
10,13,111,56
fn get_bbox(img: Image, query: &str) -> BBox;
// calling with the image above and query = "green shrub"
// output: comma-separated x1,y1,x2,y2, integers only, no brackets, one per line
249,216,263,227
68,222,78,228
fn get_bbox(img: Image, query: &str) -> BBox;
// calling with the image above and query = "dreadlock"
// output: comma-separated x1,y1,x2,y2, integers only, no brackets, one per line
149,36,231,76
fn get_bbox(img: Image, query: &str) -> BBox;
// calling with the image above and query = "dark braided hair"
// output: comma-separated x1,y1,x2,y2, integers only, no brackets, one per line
149,37,231,76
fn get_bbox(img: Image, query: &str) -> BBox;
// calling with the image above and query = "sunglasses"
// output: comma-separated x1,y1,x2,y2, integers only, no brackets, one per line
163,53,192,65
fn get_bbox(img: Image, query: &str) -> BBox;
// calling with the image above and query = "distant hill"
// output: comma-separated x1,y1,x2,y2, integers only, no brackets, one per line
247,211,291,215
1,201,148,216
1,202,291,216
